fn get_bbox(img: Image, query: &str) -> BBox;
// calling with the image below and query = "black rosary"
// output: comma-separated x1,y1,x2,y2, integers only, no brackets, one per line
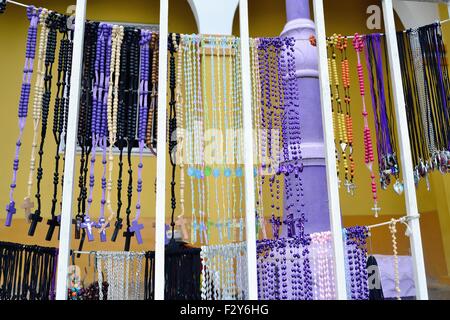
28,12,59,236
74,22,98,253
111,27,131,242
46,15,71,241
168,33,179,240
123,28,140,251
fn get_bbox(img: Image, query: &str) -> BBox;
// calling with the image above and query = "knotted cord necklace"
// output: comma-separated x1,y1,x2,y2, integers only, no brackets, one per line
123,28,140,251
22,9,49,223
46,15,71,241
364,34,401,193
6,6,40,227
75,22,98,248
397,30,427,181
111,27,132,242
353,34,380,217
28,11,59,235
167,33,180,243
418,24,450,177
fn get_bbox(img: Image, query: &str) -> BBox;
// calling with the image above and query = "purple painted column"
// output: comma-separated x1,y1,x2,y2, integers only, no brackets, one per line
282,0,330,235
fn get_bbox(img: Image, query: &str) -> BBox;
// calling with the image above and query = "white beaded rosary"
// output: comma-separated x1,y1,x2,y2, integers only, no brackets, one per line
389,219,401,300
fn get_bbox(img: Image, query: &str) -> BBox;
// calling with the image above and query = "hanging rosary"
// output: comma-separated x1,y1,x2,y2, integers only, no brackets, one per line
75,21,98,250
123,27,140,251
111,26,131,242
337,35,356,195
47,15,72,241
22,9,48,224
388,219,401,300
353,34,380,217
102,25,123,235
130,29,152,245
344,226,370,300
6,6,40,227
28,11,59,235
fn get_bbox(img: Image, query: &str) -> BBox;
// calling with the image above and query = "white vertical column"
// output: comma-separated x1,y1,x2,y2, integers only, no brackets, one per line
238,0,258,300
382,0,428,300
55,0,87,300
312,0,348,300
154,0,169,300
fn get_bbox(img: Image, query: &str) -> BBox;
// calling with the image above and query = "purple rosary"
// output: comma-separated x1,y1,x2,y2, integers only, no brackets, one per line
131,29,152,245
82,23,110,242
344,226,370,300
96,23,113,242
6,6,40,227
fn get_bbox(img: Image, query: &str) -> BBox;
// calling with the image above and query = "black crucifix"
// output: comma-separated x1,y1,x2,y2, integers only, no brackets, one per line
123,227,135,252
45,215,60,241
28,210,43,236
111,217,123,242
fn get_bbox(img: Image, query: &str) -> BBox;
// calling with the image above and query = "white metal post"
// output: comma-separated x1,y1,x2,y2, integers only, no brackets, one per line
154,0,169,300
55,0,87,300
312,0,348,300
238,0,259,300
382,0,428,300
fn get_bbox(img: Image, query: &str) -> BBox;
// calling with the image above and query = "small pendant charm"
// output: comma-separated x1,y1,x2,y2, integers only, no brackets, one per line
371,203,381,218
393,180,404,195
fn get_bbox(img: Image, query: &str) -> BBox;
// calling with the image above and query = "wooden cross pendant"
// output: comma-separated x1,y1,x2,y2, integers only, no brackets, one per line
175,215,189,241
21,198,34,223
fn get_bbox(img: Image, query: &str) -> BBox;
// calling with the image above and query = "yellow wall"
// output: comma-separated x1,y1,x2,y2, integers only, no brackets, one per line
0,0,449,284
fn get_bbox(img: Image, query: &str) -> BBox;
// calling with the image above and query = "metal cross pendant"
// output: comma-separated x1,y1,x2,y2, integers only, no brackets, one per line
21,198,34,223
344,180,352,194
371,203,381,218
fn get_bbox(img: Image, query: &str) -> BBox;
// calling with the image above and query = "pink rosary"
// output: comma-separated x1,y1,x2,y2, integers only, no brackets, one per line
353,34,380,217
